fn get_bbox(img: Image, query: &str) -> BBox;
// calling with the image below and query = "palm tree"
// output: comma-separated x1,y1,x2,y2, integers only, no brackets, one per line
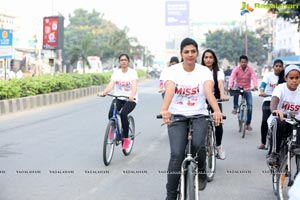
68,34,93,73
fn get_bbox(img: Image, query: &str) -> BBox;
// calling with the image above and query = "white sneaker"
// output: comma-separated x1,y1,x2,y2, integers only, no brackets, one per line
216,145,226,160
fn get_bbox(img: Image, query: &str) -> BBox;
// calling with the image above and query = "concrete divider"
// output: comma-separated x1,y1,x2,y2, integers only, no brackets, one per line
0,77,147,116
0,85,106,116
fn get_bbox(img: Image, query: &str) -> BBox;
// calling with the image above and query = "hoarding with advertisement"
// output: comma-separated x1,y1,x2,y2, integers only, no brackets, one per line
165,1,189,26
43,16,64,50
0,29,13,58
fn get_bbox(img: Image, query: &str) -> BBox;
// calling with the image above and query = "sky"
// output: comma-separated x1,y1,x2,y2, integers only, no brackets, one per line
1,0,267,57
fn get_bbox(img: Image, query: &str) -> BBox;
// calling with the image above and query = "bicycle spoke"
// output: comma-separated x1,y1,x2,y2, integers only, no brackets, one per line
103,121,116,166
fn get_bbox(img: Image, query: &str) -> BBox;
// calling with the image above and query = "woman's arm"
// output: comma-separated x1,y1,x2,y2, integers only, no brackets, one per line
160,80,175,125
218,79,227,100
270,96,284,121
98,80,115,96
129,79,138,101
259,82,267,96
204,80,222,126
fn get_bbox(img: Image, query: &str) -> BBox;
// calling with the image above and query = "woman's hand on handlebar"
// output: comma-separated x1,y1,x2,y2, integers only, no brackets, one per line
272,110,285,121
259,91,266,97
128,95,135,102
160,110,171,125
98,91,106,97
212,111,223,126
220,94,228,101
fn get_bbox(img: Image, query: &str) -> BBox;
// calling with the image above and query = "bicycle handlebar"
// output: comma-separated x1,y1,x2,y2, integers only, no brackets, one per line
216,98,229,102
156,114,226,120
272,112,300,123
97,93,132,100
259,94,272,97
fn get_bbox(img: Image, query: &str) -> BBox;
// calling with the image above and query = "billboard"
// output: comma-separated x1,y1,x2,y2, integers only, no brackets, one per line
165,1,189,26
43,16,64,50
0,29,13,58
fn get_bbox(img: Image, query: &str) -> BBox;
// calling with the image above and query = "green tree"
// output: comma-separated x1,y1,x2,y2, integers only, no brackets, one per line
262,0,300,31
202,28,266,66
68,34,93,73
64,9,153,70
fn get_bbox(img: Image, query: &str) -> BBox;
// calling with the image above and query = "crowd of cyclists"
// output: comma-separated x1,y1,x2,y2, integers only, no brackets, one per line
98,37,300,199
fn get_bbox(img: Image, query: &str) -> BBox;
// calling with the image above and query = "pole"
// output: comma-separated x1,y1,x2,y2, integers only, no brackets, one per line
245,15,248,56
4,58,7,80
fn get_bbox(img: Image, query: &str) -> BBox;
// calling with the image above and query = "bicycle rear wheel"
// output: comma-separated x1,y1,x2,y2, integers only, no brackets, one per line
206,123,216,182
122,115,135,156
186,164,196,200
103,120,116,166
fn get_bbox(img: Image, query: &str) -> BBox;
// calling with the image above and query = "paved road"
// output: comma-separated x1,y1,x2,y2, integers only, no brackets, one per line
0,78,279,200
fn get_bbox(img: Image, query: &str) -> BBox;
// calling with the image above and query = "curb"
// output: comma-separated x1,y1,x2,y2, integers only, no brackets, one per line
0,77,148,116
0,85,106,116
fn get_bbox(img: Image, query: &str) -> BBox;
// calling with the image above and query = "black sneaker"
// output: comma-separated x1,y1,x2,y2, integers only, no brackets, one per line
198,172,207,191
267,153,279,165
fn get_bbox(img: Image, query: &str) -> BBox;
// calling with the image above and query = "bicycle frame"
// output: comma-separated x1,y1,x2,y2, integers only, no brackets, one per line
206,99,227,182
268,114,300,199
230,87,247,137
278,117,300,187
111,99,123,143
157,114,204,200
100,93,136,166
179,117,199,200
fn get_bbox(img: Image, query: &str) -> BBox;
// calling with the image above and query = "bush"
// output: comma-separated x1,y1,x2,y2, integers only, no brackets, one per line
0,71,146,100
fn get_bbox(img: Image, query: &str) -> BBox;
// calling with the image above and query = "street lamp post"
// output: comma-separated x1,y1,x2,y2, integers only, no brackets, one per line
245,15,248,56
266,9,277,67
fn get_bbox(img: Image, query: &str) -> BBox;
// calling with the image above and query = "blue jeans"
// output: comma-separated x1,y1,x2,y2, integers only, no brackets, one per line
233,91,253,125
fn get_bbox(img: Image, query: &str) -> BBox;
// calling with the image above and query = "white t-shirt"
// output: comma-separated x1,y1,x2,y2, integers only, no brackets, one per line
15,70,23,79
260,72,279,102
267,83,300,126
216,69,225,81
165,63,213,116
159,67,168,90
111,68,138,102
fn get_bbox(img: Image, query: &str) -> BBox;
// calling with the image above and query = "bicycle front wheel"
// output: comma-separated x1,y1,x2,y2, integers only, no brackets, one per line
103,120,116,166
271,166,279,195
239,105,247,138
186,164,196,200
277,156,292,200
206,123,216,182
122,115,135,156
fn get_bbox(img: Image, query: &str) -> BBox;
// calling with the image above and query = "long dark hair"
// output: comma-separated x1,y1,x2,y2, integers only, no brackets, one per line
273,59,285,84
201,49,220,98
201,49,219,81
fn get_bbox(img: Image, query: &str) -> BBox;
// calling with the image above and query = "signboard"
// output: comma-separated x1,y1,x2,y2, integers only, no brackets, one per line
165,1,189,26
0,29,13,58
43,16,64,50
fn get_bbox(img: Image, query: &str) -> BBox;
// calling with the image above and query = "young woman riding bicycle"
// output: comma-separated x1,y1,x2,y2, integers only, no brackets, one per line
258,59,285,150
159,38,223,200
201,49,228,160
267,65,300,165
98,53,138,150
